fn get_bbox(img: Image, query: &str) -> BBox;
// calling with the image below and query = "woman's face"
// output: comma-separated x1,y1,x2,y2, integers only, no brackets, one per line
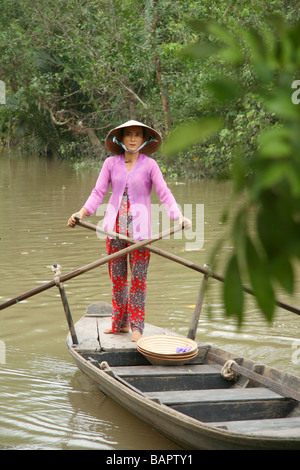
122,126,145,153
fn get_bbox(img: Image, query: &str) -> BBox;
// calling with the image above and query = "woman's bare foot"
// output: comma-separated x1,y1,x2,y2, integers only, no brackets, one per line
131,330,142,342
104,327,130,334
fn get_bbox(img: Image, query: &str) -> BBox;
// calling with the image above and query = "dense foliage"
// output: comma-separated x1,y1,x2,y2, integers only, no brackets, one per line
2,1,300,323
1,0,298,178
163,12,300,323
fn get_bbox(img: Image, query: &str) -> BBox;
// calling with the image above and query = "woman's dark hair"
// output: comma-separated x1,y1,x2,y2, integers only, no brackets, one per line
120,127,147,139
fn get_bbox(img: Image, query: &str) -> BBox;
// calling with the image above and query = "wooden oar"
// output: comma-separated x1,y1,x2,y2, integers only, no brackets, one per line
75,217,210,275
0,222,184,311
75,218,300,317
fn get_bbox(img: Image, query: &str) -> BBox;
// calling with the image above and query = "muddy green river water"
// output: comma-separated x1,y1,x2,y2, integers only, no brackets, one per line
0,151,300,449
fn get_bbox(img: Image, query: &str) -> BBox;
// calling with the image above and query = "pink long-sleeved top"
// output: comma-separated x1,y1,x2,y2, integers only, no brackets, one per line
83,153,182,240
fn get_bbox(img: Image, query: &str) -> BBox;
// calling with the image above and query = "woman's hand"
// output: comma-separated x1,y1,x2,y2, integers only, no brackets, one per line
68,208,88,227
179,216,192,230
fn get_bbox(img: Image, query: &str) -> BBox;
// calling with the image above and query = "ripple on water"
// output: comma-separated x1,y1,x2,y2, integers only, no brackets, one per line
0,350,180,450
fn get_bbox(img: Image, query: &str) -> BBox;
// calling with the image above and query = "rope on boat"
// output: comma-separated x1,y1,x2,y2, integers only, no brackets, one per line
221,359,239,381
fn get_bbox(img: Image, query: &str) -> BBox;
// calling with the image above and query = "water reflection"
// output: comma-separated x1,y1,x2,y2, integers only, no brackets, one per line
0,151,300,449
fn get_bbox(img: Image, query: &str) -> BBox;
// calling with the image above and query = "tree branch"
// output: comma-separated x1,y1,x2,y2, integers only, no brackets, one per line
39,99,105,155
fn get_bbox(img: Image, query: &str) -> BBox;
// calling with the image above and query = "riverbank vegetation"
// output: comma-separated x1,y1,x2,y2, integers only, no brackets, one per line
165,11,300,324
1,0,298,179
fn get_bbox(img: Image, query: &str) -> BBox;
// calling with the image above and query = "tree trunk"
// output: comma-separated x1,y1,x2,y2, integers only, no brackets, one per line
85,128,105,155
155,56,172,133
150,0,172,134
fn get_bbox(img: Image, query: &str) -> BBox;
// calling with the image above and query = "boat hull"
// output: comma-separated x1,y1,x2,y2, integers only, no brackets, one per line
68,346,300,450
66,305,300,450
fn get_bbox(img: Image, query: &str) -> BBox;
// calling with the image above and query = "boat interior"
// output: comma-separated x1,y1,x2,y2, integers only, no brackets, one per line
68,303,300,439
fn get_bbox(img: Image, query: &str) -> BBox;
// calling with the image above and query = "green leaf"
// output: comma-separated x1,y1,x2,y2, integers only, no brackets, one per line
245,236,275,322
181,42,220,60
207,24,244,64
256,204,283,258
271,256,294,294
264,90,300,120
161,118,223,156
224,254,244,326
187,19,211,34
206,77,241,103
241,28,268,62
231,208,247,269
184,21,243,64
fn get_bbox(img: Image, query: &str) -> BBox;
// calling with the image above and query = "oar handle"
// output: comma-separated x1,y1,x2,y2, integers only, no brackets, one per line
74,218,300,317
74,215,188,240
0,219,185,311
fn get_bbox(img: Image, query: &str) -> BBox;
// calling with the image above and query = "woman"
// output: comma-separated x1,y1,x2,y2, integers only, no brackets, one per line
68,120,190,342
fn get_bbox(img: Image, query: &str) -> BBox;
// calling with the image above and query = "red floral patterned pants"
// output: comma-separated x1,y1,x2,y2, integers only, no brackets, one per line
106,187,150,334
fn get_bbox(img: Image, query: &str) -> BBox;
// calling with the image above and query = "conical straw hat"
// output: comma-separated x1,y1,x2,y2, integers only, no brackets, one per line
105,120,162,155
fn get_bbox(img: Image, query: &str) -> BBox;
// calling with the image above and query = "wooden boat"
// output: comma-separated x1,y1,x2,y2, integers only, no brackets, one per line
1,217,299,449
67,302,300,450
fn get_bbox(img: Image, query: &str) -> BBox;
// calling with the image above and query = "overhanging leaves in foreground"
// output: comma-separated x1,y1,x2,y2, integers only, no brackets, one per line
224,254,244,326
180,15,300,324
161,118,223,156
